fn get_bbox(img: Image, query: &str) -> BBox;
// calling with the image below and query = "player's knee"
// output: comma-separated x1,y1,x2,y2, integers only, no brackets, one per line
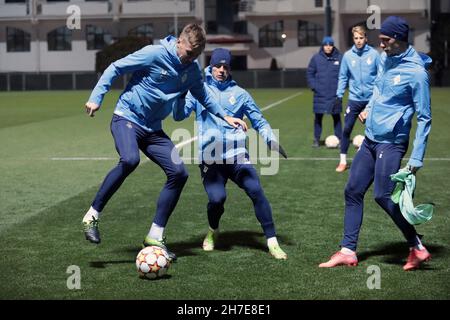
345,183,364,200
121,155,140,171
343,126,352,137
171,166,189,184
245,184,263,200
209,193,226,206
374,193,388,207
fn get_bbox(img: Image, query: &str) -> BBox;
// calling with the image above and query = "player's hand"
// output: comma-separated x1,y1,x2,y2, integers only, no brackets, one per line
358,111,368,124
407,165,419,175
224,116,248,131
85,102,100,117
269,140,288,159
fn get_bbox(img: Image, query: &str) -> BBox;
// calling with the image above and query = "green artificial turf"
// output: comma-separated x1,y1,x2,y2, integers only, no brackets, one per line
0,89,448,299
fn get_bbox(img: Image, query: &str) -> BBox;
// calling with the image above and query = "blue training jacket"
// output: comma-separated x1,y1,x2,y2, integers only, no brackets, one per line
173,66,277,163
336,44,380,101
365,46,432,168
87,36,226,132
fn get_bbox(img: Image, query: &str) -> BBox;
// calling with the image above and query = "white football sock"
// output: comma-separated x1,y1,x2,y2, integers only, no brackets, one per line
148,223,164,241
82,206,100,223
413,236,425,250
340,247,355,255
340,153,347,165
267,237,279,248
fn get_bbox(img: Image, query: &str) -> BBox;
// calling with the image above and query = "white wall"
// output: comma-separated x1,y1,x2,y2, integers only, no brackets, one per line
0,40,97,72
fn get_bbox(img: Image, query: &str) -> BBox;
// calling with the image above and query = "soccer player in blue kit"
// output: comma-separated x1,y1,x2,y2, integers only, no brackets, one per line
335,25,380,173
82,24,247,261
173,48,288,259
319,16,432,271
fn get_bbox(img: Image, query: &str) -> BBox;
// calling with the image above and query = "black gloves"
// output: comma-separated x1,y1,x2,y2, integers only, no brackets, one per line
269,140,288,159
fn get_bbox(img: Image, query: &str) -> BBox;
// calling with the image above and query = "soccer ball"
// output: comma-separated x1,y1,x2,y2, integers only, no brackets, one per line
325,135,340,148
136,246,171,280
352,135,365,148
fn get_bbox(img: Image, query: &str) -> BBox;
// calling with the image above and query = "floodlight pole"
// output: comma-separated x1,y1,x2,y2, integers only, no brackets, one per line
174,0,179,35
325,0,332,36
282,33,287,71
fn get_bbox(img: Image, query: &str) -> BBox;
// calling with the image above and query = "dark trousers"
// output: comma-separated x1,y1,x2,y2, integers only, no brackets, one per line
340,100,368,154
314,113,342,141
341,137,419,251
199,162,276,238
92,115,188,227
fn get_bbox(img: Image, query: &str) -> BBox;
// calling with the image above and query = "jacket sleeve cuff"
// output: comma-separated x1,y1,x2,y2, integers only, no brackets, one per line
407,158,423,168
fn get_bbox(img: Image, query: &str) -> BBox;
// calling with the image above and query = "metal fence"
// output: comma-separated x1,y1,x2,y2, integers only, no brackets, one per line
0,70,309,91
0,69,447,91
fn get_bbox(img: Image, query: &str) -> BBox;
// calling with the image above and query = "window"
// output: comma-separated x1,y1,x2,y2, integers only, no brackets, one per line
48,27,72,51
128,24,154,41
298,20,324,46
259,20,284,48
315,0,323,7
86,25,111,50
7,27,31,52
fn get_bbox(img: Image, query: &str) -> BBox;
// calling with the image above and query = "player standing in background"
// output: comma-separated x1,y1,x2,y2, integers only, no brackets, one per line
307,36,343,148
319,16,432,271
173,48,288,259
335,25,380,173
82,24,247,262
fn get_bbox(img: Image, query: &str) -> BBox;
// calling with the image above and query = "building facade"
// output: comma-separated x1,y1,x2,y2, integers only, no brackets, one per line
0,0,436,73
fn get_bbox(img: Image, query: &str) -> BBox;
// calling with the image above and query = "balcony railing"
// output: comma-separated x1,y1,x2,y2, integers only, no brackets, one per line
121,0,193,16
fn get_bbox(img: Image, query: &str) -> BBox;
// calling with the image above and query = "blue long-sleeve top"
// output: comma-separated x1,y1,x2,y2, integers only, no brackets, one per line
336,44,380,101
365,46,432,168
173,66,277,163
87,35,226,132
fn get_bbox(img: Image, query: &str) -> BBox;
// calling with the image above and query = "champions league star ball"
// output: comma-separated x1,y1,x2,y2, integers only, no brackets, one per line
325,135,340,148
136,246,171,280
352,135,365,148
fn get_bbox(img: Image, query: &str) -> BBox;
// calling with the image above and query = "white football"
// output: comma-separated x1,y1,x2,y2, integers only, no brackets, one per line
136,245,171,280
352,135,365,148
325,135,340,148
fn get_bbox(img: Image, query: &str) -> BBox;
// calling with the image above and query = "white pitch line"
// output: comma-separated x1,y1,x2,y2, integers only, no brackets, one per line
51,157,116,161
260,92,303,112
50,156,450,162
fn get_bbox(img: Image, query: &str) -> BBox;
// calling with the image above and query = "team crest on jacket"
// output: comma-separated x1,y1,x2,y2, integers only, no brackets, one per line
351,60,356,67
334,61,340,65
228,95,236,105
393,74,401,85
367,57,373,65
160,69,168,80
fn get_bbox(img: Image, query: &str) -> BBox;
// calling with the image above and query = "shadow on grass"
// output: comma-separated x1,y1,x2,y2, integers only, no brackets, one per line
358,242,446,270
89,260,133,268
109,230,293,260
